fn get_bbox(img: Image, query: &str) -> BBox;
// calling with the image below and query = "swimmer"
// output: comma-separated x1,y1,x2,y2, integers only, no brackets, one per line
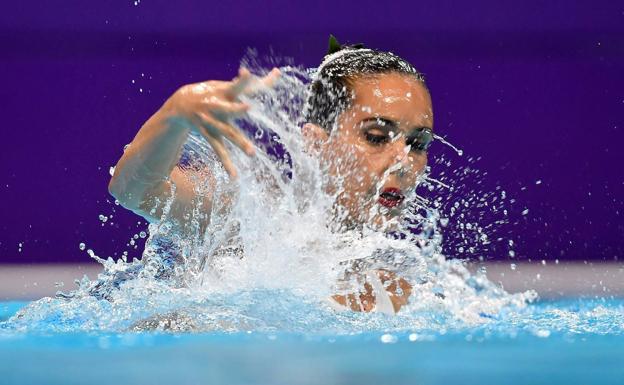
108,36,434,314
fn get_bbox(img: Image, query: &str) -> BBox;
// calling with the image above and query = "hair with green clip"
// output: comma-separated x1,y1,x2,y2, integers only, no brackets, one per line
304,35,426,132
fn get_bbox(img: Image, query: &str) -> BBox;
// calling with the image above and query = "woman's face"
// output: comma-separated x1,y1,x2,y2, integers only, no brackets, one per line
305,72,434,230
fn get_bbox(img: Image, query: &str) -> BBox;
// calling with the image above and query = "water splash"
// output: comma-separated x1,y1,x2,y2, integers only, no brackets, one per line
433,134,463,157
2,60,537,334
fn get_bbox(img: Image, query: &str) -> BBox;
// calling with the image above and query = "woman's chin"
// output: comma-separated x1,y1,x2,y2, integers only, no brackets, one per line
330,200,404,233
366,206,404,232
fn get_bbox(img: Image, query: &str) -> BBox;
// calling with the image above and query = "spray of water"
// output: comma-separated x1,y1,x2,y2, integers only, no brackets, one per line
3,58,536,333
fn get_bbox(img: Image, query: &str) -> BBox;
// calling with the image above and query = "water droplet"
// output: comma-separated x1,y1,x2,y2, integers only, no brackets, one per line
535,329,550,338
380,334,397,344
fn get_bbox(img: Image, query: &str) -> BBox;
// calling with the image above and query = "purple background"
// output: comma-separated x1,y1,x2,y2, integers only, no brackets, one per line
1,1,622,264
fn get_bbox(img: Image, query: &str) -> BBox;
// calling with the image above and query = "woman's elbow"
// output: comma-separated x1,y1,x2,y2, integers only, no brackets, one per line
108,176,140,210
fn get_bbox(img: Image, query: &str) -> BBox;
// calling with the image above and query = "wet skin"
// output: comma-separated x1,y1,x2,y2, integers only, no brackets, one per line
303,72,434,231
109,69,432,313
303,72,434,312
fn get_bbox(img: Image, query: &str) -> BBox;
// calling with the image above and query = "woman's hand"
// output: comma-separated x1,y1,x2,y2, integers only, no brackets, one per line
164,67,281,177
109,67,280,226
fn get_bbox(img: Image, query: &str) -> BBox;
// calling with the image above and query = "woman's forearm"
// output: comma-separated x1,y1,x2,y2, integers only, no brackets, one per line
108,103,191,210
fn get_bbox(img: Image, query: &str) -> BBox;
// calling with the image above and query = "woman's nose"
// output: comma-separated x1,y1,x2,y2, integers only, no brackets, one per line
387,142,425,179
386,143,411,175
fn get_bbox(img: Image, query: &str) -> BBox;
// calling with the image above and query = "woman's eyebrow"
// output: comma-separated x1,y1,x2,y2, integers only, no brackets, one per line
361,117,432,133
360,117,399,129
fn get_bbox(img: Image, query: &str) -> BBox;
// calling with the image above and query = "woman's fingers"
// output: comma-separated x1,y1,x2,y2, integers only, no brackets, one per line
197,112,255,156
179,67,280,178
226,67,253,99
259,67,281,88
240,67,282,95
195,124,238,178
227,67,282,99
201,97,249,116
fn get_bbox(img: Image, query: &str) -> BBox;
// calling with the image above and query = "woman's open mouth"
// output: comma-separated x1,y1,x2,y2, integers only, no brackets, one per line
378,187,404,208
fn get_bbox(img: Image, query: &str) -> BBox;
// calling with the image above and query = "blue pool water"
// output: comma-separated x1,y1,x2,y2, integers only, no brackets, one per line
2,300,623,385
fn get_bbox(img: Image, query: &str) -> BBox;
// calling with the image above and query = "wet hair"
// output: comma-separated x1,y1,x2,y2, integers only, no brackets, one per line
303,42,426,132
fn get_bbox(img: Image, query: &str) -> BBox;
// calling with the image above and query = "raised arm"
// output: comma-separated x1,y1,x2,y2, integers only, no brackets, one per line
108,67,280,230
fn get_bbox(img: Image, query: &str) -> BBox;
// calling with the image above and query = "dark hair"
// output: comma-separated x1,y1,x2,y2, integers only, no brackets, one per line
303,44,426,132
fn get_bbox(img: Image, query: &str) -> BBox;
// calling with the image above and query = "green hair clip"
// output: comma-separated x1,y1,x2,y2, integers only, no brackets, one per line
327,34,365,55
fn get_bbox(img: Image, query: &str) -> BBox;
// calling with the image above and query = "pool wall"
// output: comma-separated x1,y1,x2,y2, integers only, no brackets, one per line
2,262,623,301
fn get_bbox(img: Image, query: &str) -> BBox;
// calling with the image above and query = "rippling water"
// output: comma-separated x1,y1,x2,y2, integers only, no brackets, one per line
1,299,623,385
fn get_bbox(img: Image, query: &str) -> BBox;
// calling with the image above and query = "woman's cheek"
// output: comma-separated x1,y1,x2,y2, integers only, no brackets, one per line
414,154,428,174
